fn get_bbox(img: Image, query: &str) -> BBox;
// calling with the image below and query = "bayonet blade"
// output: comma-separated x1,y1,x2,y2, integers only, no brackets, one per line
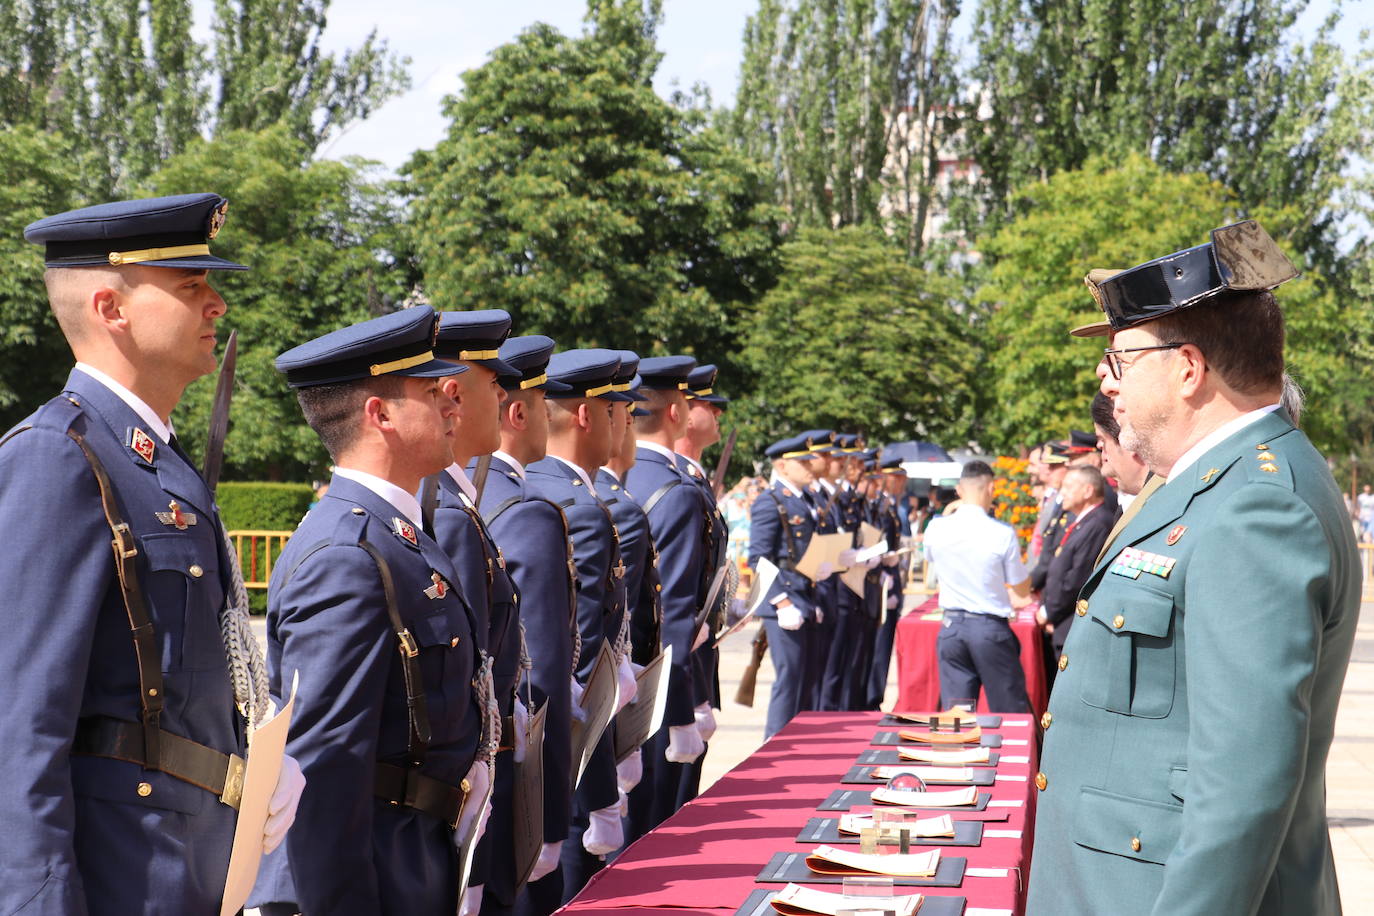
202,329,237,494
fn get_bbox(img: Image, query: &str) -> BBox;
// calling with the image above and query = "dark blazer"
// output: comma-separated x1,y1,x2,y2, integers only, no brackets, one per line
0,370,241,915
253,475,484,915
624,447,710,729
1030,498,1074,592
597,467,656,662
747,482,818,620
477,456,574,844
524,457,622,813
677,455,728,707
1040,501,1118,651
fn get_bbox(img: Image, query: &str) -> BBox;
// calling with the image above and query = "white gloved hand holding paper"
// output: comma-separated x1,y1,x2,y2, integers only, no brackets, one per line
263,753,305,855
694,703,717,743
617,787,630,817
615,655,637,711
665,723,705,763
815,561,837,581
528,841,563,882
838,548,859,568
616,748,643,793
459,885,483,916
455,761,492,845
776,602,804,631
583,802,624,856
570,677,587,723
512,696,530,763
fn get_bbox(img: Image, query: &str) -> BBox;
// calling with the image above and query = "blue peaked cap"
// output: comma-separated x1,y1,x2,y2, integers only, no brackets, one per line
613,350,648,402
546,349,632,401
636,355,697,390
766,433,822,460
435,310,517,376
275,307,466,388
25,193,247,271
495,335,571,392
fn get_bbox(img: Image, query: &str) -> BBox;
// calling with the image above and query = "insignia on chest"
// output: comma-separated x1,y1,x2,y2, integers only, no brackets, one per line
129,428,156,463
1108,546,1176,580
424,571,449,600
393,517,418,546
155,500,197,529
790,515,805,525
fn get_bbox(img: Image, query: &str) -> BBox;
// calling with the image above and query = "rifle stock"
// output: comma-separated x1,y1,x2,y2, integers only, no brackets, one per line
734,624,768,707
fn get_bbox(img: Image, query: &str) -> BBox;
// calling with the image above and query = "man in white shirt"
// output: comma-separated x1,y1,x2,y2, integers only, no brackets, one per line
922,460,1033,713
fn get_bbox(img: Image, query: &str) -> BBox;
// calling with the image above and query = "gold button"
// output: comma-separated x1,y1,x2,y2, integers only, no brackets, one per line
1041,712,1052,729
1035,772,1047,791
1076,599,1088,617
1058,654,1069,671
352,507,365,515
137,782,152,797
655,584,662,592
1113,614,1125,629
147,688,158,697
449,636,460,647
188,564,204,578
1131,837,1142,852
461,778,472,794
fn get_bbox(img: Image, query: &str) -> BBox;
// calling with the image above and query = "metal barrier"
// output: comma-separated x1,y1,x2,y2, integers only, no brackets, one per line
228,530,293,589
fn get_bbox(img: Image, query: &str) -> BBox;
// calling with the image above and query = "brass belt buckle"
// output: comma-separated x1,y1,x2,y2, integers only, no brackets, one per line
220,753,246,809
398,628,420,658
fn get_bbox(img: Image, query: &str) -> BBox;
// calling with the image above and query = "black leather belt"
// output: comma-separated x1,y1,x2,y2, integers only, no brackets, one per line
374,762,469,828
72,716,245,809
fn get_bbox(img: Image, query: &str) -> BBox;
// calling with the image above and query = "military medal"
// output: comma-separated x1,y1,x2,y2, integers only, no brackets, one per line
155,500,197,529
393,517,418,546
424,571,449,599
1166,525,1186,546
1109,546,1177,580
129,428,156,464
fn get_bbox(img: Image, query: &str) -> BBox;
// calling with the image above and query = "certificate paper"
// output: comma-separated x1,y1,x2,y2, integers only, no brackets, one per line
219,672,298,916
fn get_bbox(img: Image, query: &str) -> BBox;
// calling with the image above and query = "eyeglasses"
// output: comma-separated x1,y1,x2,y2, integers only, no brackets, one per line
1102,343,1188,380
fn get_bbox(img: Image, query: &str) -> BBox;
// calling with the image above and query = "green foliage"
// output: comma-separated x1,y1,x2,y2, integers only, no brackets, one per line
149,127,414,481
405,7,782,395
742,226,976,457
216,481,314,529
730,0,962,255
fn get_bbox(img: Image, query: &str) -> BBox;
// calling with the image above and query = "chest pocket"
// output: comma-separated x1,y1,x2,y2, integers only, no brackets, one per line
140,531,223,672
1080,582,1177,718
389,605,472,739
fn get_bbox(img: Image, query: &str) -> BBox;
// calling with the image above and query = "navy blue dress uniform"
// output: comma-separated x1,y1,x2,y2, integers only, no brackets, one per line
798,430,841,711
522,349,632,900
749,434,823,739
820,433,867,711
0,195,248,915
469,335,578,916
430,311,527,912
622,355,715,829
867,457,908,709
253,308,490,915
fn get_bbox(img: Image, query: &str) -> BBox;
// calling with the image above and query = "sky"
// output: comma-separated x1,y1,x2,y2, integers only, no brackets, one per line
189,0,1374,174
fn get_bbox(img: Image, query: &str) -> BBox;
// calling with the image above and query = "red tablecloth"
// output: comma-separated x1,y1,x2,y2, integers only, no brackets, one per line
559,711,1038,916
894,598,1049,717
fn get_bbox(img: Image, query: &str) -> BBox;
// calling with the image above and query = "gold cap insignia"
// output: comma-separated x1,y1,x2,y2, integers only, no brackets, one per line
207,201,228,240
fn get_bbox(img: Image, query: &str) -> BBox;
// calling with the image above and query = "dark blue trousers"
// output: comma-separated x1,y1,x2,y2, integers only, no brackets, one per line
763,616,813,739
514,868,563,916
819,588,858,710
935,610,1031,713
868,581,903,708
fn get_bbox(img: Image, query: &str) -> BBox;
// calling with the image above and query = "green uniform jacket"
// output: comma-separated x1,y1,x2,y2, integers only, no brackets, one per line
1027,410,1359,915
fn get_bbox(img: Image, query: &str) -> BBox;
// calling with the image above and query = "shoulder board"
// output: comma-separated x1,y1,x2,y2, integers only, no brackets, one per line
1243,445,1295,490
329,503,372,546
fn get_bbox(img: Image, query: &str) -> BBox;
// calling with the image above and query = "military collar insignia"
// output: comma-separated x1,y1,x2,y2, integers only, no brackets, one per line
129,427,157,464
155,499,197,529
1256,451,1276,461
687,464,702,478
393,516,419,546
1165,525,1187,546
1200,468,1220,483
1255,443,1270,450
1259,462,1279,473
1109,546,1177,580
424,571,449,599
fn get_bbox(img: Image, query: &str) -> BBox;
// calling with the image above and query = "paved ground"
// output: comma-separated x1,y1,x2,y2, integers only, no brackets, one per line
249,588,1374,905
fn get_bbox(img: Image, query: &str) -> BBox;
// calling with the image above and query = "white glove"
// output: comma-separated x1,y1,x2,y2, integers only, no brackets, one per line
617,786,630,817
570,677,587,723
665,723,705,764
838,548,859,568
616,748,643,793
459,885,483,916
863,554,882,570
455,761,492,845
528,840,563,882
776,602,804,631
583,802,624,856
512,697,529,763
815,561,837,580
694,703,717,743
263,753,305,854
615,655,638,712
691,620,709,650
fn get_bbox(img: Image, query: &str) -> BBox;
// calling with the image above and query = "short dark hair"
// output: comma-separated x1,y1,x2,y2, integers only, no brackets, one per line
1091,392,1119,441
295,375,409,459
960,459,994,481
1147,289,1284,395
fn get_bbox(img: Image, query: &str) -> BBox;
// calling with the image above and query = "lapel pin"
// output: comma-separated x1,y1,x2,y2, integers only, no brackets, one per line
1201,468,1220,483
394,517,418,546
129,428,156,464
1166,525,1187,546
424,571,449,599
155,500,197,529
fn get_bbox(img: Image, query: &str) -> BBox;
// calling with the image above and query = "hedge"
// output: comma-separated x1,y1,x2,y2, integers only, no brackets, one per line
217,482,314,614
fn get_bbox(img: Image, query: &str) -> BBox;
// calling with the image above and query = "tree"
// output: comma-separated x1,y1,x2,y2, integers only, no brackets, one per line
975,153,1372,456
406,5,781,394
741,226,976,457
148,127,415,481
729,0,962,255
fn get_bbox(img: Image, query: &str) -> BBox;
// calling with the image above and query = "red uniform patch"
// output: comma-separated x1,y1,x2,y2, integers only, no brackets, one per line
130,428,156,464
393,517,418,546
1165,525,1187,546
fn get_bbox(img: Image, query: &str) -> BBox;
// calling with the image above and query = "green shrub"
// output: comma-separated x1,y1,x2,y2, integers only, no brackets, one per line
218,482,314,614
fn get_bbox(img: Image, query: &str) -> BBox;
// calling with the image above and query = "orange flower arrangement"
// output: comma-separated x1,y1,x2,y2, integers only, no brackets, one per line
991,456,1037,550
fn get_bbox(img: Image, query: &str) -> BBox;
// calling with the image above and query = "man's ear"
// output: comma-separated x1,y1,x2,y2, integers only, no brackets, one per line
91,285,126,331
506,398,526,432
1177,343,1208,398
576,400,593,432
440,376,461,401
362,395,393,432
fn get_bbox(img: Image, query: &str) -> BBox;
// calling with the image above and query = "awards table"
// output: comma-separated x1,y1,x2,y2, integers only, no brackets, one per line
558,711,1038,916
894,599,1049,717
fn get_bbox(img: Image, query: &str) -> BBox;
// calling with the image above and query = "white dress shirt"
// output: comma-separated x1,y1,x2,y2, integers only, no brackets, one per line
333,467,423,528
74,362,174,443
493,449,526,481
1166,404,1282,482
547,454,598,497
444,463,477,502
922,504,1028,619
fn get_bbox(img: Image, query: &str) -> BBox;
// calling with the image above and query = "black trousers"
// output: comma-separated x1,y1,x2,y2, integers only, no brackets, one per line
935,610,1030,713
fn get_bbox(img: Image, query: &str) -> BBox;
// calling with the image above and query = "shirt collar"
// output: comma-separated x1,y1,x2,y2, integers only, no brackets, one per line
638,440,679,465
493,449,526,481
953,503,988,518
334,466,423,527
445,463,477,502
74,362,174,443
549,454,598,497
680,453,707,477
599,466,621,484
817,478,836,494
1167,404,1281,482
775,477,804,499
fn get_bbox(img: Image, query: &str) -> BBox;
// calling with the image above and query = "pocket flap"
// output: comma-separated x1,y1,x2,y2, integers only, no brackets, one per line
1091,583,1174,638
1073,785,1181,865
411,610,460,648
139,532,198,574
